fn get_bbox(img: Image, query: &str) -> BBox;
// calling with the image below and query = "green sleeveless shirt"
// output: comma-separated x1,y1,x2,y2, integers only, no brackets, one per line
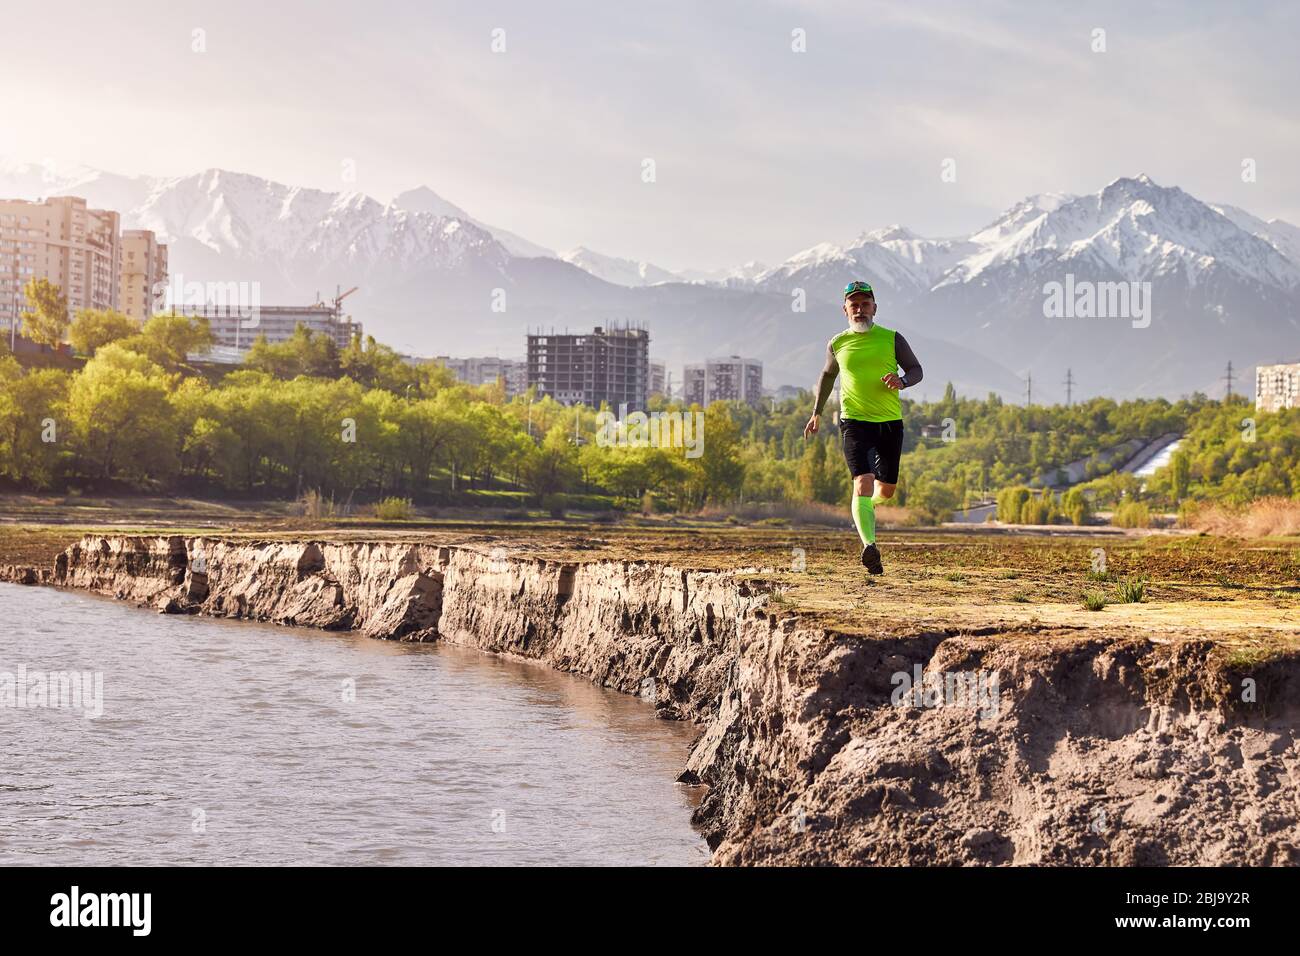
831,324,902,422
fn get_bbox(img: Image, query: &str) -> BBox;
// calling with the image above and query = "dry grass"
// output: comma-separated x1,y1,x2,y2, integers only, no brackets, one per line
695,499,918,528
1183,498,1300,538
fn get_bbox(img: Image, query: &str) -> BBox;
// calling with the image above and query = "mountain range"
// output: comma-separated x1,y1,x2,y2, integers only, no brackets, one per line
2,159,1296,403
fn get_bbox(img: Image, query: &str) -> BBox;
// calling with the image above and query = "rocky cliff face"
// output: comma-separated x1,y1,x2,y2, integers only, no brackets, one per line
19,534,1300,865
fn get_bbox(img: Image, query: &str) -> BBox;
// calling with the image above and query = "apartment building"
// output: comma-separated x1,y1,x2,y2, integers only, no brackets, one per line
683,355,764,407
649,361,666,397
433,355,527,397
119,229,168,323
527,323,650,410
1256,362,1300,412
0,196,122,335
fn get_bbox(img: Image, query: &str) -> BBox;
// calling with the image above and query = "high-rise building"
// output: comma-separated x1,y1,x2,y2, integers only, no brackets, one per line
1256,362,1300,412
682,355,763,407
119,229,168,323
650,360,666,397
527,323,650,410
433,355,527,397
0,196,124,336
683,364,706,406
172,303,362,352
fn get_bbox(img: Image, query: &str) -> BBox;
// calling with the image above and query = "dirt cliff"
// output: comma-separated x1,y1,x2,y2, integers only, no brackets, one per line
13,533,1300,865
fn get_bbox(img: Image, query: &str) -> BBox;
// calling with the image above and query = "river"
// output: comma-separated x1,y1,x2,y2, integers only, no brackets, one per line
0,583,708,866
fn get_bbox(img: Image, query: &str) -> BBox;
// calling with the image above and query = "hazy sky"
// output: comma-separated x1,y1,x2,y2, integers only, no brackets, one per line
4,0,1298,271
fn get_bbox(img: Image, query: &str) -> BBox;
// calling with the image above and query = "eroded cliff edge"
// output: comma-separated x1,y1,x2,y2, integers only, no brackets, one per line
9,534,1300,866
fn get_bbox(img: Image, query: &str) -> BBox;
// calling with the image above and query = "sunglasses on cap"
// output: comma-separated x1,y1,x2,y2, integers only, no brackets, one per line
844,281,874,298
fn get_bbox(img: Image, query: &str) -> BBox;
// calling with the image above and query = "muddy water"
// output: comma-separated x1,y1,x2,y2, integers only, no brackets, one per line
0,584,708,866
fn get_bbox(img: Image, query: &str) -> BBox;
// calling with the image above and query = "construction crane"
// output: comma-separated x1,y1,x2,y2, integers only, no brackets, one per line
327,285,358,318
314,285,359,316
334,285,359,312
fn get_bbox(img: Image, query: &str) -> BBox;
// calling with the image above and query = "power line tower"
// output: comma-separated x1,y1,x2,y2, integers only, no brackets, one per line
1025,371,1032,406
1224,361,1235,400
1063,368,1074,406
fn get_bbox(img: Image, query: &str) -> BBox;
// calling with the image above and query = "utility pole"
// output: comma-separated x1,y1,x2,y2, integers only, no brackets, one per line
1224,361,1235,400
1063,368,1074,406
1025,371,1032,407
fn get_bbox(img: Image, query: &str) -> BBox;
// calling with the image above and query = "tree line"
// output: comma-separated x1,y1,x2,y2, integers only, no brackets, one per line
1,287,1289,519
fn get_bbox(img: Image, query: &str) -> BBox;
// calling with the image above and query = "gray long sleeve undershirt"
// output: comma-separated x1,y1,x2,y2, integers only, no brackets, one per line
812,328,924,416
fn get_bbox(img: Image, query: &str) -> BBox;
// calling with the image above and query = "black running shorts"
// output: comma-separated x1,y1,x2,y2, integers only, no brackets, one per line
839,418,904,484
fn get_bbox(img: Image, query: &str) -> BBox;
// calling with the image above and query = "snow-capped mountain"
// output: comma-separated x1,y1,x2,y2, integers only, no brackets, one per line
559,246,681,287
0,162,537,279
0,160,154,223
712,175,1300,400
1209,202,1300,271
677,260,771,286
752,224,973,300
389,186,553,259
747,177,1300,301
138,170,515,271
2,159,1296,401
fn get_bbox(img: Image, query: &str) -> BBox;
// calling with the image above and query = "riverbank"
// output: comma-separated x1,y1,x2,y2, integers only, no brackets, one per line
4,527,1300,865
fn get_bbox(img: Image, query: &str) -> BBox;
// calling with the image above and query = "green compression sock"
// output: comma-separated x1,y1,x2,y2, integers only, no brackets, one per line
852,493,876,546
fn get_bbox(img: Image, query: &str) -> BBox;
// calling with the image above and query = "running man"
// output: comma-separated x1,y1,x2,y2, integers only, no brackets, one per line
803,280,924,574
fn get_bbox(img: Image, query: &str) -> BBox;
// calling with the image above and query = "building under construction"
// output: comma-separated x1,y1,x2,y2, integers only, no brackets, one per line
173,287,362,353
526,322,650,411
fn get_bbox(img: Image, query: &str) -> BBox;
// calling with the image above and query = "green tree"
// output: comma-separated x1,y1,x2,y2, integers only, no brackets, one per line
1020,488,1059,525
245,324,340,379
910,479,959,525
417,361,460,396
0,358,70,486
20,278,70,348
681,403,745,508
523,423,581,500
68,308,138,356
199,371,290,492
1061,487,1091,526
1169,450,1191,501
120,313,215,370
997,486,1031,523
65,344,178,482
339,334,420,394
795,436,841,504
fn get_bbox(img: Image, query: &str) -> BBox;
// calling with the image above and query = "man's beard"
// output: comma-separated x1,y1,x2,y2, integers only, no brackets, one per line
848,317,873,333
